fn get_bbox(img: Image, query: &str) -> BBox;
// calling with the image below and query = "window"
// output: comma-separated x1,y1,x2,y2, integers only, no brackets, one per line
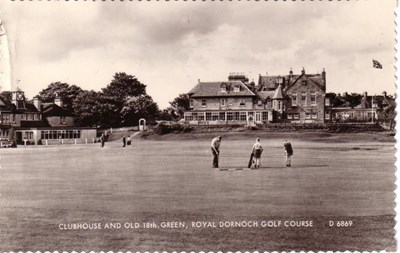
311,92,317,106
287,114,293,120
189,99,193,108
205,112,212,121
292,94,297,106
278,101,281,110
305,113,311,119
185,115,193,121
12,114,15,123
257,100,263,106
212,113,219,121
234,86,240,92
262,111,268,121
302,80,307,85
311,113,318,119
60,116,66,125
201,99,207,107
2,114,10,123
276,77,283,84
25,132,33,139
220,99,226,107
325,98,330,106
73,130,81,139
198,114,205,121
221,86,227,93
325,112,330,120
185,113,193,121
28,114,33,120
234,112,240,121
240,112,247,121
240,99,246,106
227,112,234,121
294,113,300,119
301,92,307,106
219,112,226,121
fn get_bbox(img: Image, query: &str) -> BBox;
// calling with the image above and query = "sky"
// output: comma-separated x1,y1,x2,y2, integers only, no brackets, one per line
0,0,396,109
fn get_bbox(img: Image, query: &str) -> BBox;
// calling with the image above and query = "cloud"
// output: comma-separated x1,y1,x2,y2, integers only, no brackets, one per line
0,0,396,108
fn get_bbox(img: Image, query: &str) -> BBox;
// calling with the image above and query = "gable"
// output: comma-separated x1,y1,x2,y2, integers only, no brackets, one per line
286,74,325,94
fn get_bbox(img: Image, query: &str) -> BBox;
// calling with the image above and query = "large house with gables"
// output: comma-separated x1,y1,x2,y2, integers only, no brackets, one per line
184,68,327,124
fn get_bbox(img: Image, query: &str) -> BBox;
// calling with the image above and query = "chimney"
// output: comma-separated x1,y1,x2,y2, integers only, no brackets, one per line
301,67,305,75
343,92,348,97
382,91,387,97
289,68,293,77
363,91,368,98
33,96,42,111
322,68,326,84
54,96,63,107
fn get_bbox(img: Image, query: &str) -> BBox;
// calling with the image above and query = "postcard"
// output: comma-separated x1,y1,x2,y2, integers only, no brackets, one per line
0,0,397,251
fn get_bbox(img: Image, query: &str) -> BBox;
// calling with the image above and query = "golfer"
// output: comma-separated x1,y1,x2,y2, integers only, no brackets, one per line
283,140,293,167
251,138,263,168
211,136,222,168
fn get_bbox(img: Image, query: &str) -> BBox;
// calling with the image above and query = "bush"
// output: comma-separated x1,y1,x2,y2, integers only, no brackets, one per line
153,123,193,135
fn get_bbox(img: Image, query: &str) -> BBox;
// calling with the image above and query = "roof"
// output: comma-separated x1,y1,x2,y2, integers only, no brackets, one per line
20,120,49,128
272,85,284,99
287,73,326,91
188,81,255,98
42,104,75,117
258,75,286,90
255,90,275,101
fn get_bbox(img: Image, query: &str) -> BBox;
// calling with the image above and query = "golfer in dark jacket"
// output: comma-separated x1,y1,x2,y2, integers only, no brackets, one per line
283,140,293,167
122,136,126,147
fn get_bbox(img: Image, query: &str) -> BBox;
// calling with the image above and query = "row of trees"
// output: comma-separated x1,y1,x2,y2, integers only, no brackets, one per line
29,72,190,128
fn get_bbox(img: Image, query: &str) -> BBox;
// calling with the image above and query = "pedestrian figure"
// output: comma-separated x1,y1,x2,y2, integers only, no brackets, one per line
251,138,263,168
283,140,293,167
100,134,105,148
127,136,131,145
122,136,126,147
211,136,222,168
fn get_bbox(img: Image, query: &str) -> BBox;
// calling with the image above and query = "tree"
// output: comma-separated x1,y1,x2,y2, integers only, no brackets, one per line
343,93,362,108
0,91,11,104
121,95,159,126
169,93,190,119
72,90,103,127
38,82,83,111
377,102,395,130
101,73,149,127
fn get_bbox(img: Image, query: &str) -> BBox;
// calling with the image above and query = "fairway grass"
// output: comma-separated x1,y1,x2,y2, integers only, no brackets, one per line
0,136,395,251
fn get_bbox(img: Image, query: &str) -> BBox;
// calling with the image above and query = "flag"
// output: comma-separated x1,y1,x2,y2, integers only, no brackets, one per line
373,59,382,69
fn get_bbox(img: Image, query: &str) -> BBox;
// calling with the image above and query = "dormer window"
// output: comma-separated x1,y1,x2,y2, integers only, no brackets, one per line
221,86,226,93
302,80,307,85
234,86,240,92
257,100,263,105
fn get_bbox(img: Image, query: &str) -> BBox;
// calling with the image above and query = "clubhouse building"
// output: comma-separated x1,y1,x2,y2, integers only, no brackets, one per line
184,68,327,124
0,90,96,145
184,69,394,125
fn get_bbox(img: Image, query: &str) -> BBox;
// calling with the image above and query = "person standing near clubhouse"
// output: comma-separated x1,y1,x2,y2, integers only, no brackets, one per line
251,138,263,168
100,134,105,148
283,140,293,167
211,136,222,168
122,136,126,147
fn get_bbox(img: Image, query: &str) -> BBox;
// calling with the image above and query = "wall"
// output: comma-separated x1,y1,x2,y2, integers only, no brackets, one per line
191,97,253,111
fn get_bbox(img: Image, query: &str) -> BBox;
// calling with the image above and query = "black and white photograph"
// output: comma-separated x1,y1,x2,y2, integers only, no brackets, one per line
0,0,397,251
